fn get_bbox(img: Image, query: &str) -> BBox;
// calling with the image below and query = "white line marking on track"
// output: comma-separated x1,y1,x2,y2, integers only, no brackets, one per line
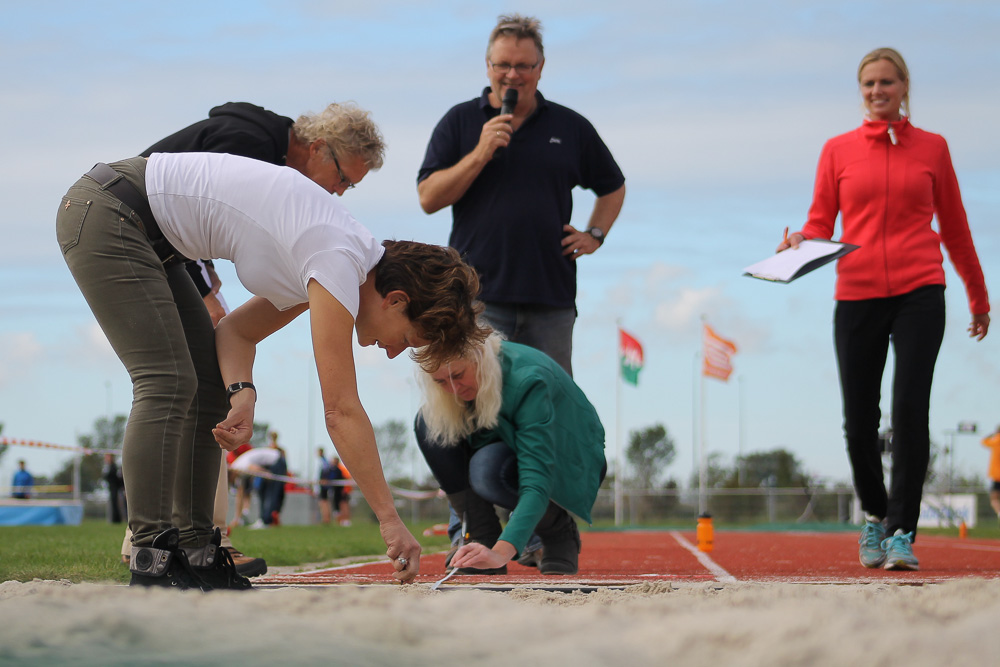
670,531,738,583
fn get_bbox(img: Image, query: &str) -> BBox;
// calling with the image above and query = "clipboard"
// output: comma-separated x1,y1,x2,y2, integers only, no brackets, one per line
742,239,859,283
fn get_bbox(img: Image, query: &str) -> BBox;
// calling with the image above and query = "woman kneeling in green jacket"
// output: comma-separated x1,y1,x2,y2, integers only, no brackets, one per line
415,332,606,575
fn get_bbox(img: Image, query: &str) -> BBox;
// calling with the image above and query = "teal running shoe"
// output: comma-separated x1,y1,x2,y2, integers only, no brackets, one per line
882,529,919,571
858,519,887,568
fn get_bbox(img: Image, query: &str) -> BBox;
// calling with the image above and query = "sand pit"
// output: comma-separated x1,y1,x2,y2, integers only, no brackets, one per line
2,577,999,665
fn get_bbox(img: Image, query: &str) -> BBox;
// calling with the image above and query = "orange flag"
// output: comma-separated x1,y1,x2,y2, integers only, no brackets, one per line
703,323,737,381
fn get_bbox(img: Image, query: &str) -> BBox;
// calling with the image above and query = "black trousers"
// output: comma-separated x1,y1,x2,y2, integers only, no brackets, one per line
835,285,945,540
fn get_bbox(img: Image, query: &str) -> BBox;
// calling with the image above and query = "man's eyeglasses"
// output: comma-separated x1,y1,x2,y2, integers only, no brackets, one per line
326,144,355,190
489,60,540,75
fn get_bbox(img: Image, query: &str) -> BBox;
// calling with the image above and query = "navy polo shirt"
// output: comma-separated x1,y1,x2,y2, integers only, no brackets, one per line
418,88,624,308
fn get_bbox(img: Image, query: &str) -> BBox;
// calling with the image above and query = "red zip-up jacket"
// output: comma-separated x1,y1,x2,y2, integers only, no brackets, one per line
800,117,989,315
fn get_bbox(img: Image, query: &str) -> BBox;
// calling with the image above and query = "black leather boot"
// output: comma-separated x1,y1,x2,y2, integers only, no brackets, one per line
445,490,507,575
533,502,581,575
129,527,209,590
183,528,253,591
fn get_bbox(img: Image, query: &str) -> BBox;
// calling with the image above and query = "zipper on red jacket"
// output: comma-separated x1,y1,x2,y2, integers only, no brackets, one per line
880,131,892,293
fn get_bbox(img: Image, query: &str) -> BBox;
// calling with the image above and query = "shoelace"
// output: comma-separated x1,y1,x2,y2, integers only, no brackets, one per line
214,545,253,589
859,522,883,549
881,532,915,554
173,549,214,592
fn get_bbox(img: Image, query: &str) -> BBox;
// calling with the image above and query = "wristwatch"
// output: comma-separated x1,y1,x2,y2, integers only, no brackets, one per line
586,227,605,246
226,381,256,405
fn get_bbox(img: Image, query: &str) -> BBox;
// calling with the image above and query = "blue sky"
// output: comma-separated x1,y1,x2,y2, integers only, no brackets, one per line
2,1,999,492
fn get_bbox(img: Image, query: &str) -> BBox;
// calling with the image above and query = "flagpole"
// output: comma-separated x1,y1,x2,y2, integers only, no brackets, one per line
691,351,698,505
699,318,707,515
738,374,745,487
699,350,707,515
698,320,737,516
614,320,623,526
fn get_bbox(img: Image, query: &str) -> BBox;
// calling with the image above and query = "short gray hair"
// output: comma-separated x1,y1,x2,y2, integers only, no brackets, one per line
487,14,544,61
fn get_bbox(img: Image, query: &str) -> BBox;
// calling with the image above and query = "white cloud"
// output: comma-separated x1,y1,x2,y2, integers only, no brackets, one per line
653,286,726,332
68,323,117,364
0,332,44,388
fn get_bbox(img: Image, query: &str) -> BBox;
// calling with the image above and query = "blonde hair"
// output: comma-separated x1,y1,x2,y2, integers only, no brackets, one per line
857,47,910,117
417,332,505,446
292,102,386,170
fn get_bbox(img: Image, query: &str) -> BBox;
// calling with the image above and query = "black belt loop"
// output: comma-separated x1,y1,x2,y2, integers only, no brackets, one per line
83,162,186,268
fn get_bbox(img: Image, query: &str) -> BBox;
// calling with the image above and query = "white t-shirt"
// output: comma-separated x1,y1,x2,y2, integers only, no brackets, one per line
145,152,384,315
229,447,282,472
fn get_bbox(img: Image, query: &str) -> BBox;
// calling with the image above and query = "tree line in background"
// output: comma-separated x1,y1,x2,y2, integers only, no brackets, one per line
623,423,984,491
623,423,812,491
1,416,985,500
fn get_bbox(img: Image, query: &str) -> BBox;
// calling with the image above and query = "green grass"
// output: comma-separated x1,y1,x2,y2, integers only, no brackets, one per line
0,520,453,584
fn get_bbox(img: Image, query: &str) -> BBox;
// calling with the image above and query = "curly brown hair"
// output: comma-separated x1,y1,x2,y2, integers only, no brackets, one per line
374,240,490,366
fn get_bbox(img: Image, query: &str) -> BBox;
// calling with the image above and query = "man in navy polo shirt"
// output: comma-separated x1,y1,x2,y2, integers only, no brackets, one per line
417,13,625,376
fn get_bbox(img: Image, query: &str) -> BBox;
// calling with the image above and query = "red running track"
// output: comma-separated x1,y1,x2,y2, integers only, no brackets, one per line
257,530,1000,588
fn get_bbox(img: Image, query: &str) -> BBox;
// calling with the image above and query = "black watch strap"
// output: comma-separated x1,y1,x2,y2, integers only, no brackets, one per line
226,381,256,404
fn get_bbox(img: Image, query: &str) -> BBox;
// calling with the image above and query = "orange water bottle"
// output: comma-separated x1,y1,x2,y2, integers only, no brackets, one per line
697,513,714,552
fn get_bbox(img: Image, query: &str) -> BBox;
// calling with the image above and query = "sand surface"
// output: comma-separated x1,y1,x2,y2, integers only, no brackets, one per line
2,577,1000,666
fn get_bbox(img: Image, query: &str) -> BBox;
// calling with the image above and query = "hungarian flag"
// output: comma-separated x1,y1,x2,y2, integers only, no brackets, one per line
703,323,737,381
619,328,644,386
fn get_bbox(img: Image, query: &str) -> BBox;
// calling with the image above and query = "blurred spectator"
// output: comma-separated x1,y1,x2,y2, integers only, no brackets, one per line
230,432,287,529
11,460,33,499
982,426,1000,525
317,447,334,524
103,453,126,523
329,457,353,527
226,442,253,531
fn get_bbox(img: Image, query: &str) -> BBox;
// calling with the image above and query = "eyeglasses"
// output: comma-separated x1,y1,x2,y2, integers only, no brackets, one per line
326,144,355,190
489,60,540,75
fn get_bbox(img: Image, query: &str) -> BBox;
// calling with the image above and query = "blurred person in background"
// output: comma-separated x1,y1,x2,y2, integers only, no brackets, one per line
11,460,33,499
982,426,1000,526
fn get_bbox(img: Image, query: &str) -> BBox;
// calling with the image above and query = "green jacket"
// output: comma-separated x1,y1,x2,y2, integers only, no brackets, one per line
468,342,606,552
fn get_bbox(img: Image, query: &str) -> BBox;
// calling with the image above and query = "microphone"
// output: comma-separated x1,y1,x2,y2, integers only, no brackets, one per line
493,89,519,160
500,88,518,115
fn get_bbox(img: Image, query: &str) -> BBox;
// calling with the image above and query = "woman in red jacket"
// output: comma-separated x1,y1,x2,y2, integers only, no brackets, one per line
779,47,990,571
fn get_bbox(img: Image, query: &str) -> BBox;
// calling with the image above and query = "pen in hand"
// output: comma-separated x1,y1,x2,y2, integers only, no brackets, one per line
777,226,792,253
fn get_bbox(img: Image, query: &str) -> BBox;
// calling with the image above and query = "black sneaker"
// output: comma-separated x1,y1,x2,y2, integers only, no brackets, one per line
129,527,209,591
186,529,253,591
225,547,268,578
